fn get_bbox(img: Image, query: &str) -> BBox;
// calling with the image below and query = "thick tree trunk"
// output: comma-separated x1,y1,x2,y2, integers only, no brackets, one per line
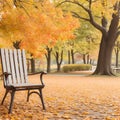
93,8,119,75
93,34,116,75
45,47,52,73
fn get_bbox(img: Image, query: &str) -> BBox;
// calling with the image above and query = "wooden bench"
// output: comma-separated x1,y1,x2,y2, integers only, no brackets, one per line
0,48,46,113
112,67,120,73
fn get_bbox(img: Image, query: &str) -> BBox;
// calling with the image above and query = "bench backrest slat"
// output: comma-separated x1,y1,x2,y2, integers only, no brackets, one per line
9,49,16,84
22,49,28,83
1,49,7,86
0,48,28,86
4,49,12,84
18,50,24,84
13,49,20,84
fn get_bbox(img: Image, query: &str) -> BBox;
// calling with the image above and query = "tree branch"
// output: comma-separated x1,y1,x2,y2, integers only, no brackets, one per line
57,0,106,33
71,11,90,21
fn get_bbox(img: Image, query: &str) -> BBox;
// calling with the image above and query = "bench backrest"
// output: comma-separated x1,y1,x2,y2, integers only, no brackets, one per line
0,48,28,86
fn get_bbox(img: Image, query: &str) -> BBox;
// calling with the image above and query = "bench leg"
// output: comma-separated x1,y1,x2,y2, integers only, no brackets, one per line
39,89,45,110
1,90,9,105
8,90,15,114
27,90,30,102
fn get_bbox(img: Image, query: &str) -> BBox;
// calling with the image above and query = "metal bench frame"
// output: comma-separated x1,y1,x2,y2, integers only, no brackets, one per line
0,48,46,114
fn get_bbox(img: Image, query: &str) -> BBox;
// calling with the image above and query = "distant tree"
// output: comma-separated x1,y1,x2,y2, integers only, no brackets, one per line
114,41,120,68
53,41,64,71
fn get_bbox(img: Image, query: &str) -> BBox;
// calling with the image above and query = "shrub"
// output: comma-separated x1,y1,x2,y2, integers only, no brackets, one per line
62,64,92,72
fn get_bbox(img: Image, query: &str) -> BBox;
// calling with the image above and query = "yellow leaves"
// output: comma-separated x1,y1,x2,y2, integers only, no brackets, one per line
0,0,80,58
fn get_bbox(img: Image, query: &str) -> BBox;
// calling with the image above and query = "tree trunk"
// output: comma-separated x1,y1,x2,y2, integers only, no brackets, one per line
71,49,75,64
116,51,119,68
93,33,116,75
90,59,92,64
68,50,71,64
114,41,120,68
27,59,30,73
83,54,86,64
115,48,119,68
45,47,52,73
93,7,119,75
31,58,35,73
55,50,63,71
87,54,90,64
13,40,21,49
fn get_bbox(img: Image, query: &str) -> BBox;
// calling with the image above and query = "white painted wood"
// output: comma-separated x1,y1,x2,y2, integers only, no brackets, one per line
22,49,28,83
17,50,24,84
1,49,7,85
4,49,12,84
13,49,20,84
1,49,29,86
1,49,7,72
9,49,16,84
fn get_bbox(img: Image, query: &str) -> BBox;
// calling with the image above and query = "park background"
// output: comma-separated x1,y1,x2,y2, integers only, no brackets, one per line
1,0,120,120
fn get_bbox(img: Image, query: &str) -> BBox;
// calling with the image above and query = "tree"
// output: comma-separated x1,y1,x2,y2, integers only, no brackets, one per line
74,21,99,64
0,0,79,73
64,40,76,64
45,46,52,73
114,41,120,68
58,0,120,75
53,40,64,71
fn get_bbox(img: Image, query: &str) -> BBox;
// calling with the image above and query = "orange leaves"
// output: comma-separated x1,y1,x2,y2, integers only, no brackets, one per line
20,1,79,56
0,0,80,57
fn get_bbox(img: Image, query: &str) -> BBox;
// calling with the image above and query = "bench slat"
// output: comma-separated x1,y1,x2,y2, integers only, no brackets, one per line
13,49,20,84
18,50,24,84
9,49,16,84
1,49,7,85
4,49,12,84
22,49,28,83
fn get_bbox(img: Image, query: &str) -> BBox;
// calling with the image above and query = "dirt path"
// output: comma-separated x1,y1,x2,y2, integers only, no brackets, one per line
0,74,120,120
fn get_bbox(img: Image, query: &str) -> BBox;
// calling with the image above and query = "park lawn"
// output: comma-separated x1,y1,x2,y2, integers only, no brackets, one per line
0,74,120,120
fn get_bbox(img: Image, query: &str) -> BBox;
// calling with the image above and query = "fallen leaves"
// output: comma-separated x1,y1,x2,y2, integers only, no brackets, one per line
1,75,120,119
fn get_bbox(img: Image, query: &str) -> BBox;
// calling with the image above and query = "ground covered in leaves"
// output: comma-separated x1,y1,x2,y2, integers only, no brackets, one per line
1,73,120,120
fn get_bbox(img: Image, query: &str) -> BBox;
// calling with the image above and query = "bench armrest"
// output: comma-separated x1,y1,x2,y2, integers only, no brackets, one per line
1,72,12,86
40,71,47,85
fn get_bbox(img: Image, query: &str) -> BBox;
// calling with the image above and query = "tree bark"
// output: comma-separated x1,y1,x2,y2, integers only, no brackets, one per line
115,50,119,68
93,3,119,75
68,50,71,64
13,40,21,49
71,49,75,64
114,42,119,68
83,54,86,64
54,50,63,71
87,54,90,64
93,30,118,75
31,58,35,73
45,47,52,73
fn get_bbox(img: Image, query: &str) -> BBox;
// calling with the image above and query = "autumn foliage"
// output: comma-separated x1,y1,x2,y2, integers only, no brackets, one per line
0,0,80,57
